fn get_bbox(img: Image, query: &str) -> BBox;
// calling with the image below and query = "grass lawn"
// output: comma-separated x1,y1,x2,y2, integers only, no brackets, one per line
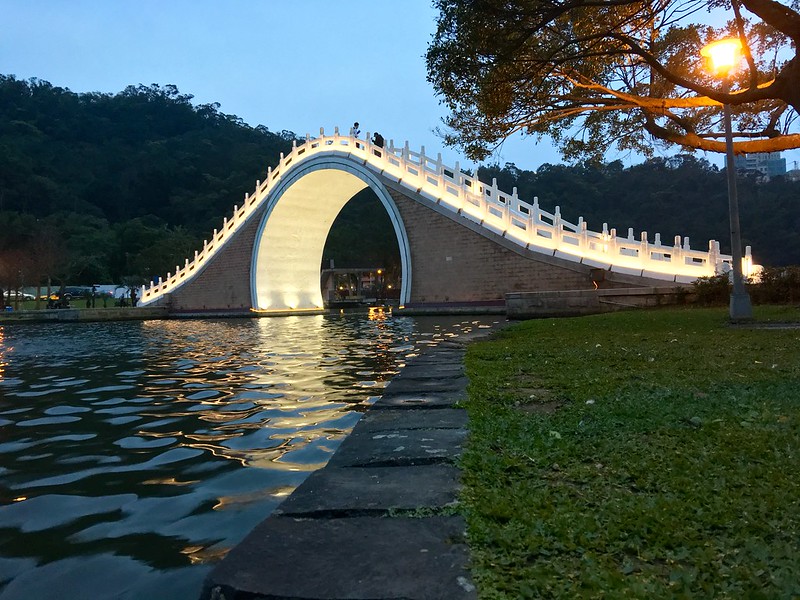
462,306,800,599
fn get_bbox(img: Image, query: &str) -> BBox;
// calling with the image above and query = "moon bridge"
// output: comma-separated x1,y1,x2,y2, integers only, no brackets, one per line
137,127,758,314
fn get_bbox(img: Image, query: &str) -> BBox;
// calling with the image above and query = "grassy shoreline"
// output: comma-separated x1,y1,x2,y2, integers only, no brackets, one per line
462,306,800,598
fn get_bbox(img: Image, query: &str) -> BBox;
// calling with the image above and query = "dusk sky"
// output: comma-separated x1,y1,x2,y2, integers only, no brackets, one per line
3,1,798,173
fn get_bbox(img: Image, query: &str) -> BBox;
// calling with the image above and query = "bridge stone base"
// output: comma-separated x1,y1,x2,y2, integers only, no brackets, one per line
387,185,595,305
506,287,691,319
163,208,261,313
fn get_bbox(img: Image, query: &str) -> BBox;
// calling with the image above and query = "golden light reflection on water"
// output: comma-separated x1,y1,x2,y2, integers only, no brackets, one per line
212,485,296,511
142,477,199,486
0,326,7,382
135,315,410,472
368,306,389,320
181,544,230,565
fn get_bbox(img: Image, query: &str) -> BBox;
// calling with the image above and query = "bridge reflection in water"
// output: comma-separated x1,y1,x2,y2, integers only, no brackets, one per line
0,314,498,598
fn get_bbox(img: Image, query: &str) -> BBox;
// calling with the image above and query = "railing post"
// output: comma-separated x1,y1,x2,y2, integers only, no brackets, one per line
709,240,721,274
744,245,754,278
528,196,539,241
511,186,520,232
492,179,510,230
640,231,649,267
579,217,588,250
554,206,562,249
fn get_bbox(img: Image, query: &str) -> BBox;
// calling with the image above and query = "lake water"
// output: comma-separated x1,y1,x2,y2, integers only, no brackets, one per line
0,313,497,599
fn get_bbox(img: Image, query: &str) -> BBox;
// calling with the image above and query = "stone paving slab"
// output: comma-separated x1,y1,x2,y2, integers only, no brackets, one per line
273,464,461,516
407,351,466,365
204,516,476,600
326,427,467,468
394,364,465,379
383,375,469,394
356,408,469,432
373,390,466,409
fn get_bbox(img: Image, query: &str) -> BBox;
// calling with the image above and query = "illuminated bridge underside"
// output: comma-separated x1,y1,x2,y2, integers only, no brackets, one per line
254,170,363,311
252,162,410,311
138,129,756,313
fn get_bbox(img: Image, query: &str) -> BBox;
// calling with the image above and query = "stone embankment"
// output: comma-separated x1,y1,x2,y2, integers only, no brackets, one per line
0,306,169,323
201,327,499,600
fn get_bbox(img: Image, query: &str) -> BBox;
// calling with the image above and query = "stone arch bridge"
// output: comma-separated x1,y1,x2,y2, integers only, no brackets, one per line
138,128,756,315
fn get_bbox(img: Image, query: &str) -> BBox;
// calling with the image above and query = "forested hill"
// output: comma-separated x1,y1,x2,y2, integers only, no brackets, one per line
0,75,299,288
478,157,800,267
0,75,798,294
0,77,300,225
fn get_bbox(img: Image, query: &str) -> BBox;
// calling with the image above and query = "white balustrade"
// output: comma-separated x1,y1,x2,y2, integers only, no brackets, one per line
139,128,753,306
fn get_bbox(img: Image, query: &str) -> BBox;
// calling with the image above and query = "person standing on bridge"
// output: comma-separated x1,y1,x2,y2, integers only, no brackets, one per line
372,132,384,148
350,122,360,137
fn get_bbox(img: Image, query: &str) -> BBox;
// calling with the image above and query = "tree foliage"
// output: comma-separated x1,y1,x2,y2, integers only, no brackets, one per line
427,0,800,162
0,76,296,289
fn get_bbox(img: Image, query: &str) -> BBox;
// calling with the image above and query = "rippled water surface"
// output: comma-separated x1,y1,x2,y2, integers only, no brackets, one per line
0,314,496,599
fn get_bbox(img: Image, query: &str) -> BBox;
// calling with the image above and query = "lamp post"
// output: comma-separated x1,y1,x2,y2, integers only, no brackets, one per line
701,38,753,320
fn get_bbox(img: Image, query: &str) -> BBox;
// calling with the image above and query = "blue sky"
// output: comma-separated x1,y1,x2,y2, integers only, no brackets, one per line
2,1,798,173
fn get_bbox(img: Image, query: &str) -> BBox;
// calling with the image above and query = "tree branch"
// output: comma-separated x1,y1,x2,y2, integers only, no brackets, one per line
740,0,800,41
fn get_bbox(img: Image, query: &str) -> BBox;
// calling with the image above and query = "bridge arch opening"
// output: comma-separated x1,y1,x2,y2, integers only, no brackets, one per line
250,157,411,311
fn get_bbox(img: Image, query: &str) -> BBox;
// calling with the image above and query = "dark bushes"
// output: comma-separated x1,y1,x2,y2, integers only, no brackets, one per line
692,266,800,306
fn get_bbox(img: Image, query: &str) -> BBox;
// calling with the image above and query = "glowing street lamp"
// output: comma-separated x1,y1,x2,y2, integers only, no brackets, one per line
701,37,753,320
701,38,743,75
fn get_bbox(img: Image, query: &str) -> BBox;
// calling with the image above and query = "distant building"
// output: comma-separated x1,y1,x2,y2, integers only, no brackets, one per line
734,152,787,178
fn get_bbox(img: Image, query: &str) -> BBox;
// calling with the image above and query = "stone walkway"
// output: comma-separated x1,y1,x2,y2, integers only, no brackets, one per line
200,332,492,600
